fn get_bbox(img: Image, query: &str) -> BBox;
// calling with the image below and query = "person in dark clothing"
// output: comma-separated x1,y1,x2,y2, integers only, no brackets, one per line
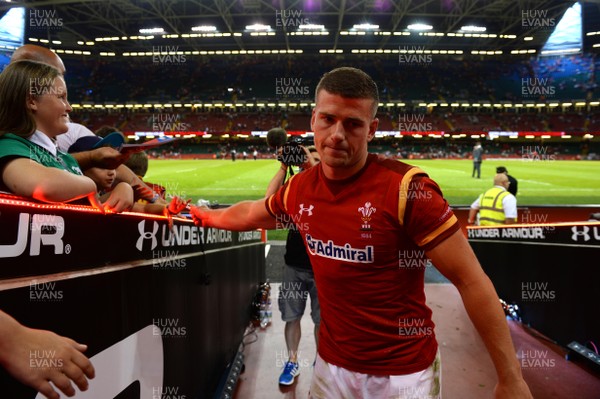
472,141,483,178
264,145,321,386
496,166,518,196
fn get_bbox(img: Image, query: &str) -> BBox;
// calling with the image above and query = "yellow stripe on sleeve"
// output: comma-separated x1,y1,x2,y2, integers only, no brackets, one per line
398,167,426,226
416,215,458,247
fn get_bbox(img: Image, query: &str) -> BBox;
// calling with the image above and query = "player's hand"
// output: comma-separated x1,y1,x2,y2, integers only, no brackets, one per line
494,379,533,399
0,326,95,399
90,147,129,169
190,205,210,226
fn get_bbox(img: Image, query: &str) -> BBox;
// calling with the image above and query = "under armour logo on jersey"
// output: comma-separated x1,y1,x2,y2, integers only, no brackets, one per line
136,220,159,251
571,226,590,242
299,204,314,216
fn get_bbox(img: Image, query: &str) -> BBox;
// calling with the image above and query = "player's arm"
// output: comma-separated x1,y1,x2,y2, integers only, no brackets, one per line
191,199,276,231
2,158,97,202
426,230,532,398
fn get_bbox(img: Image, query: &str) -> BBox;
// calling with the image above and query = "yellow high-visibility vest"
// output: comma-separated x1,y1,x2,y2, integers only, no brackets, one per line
478,187,510,226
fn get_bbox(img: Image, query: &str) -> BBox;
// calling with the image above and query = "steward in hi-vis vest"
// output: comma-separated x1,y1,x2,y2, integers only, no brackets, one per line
478,187,511,225
468,173,517,226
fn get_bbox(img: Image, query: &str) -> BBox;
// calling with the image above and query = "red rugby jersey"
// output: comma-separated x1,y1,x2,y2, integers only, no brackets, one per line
266,154,459,375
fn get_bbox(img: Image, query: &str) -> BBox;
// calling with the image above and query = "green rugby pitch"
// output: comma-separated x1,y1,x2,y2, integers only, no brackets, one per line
147,158,600,206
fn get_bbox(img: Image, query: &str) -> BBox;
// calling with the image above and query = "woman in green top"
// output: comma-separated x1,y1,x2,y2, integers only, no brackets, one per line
0,60,100,207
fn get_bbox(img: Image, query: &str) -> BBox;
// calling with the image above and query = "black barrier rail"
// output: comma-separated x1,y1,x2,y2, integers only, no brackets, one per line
0,193,266,398
467,222,600,351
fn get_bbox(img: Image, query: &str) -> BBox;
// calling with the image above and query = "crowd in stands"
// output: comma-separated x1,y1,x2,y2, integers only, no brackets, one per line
73,109,600,135
61,53,598,104
1,43,597,399
145,136,599,161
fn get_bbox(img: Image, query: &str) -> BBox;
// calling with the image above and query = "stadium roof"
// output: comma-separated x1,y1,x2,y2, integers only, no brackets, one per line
4,0,599,55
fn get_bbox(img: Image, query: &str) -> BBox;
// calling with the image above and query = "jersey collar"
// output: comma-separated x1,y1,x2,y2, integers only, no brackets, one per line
28,130,58,157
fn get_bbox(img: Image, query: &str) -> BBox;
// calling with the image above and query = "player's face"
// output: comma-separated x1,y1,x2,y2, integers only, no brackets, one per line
29,77,72,138
311,90,378,179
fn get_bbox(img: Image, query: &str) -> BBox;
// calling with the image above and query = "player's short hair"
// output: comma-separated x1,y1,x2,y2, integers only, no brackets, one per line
315,67,379,118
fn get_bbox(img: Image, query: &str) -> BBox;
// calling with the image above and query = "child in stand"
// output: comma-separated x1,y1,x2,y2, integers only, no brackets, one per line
69,136,189,216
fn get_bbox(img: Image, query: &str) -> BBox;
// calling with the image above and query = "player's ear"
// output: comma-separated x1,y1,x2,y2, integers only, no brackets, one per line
367,118,378,142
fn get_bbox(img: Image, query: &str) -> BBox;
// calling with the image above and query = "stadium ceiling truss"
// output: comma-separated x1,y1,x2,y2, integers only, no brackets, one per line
2,0,595,54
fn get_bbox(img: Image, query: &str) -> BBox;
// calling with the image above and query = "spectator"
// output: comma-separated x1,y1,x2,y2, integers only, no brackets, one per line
10,44,163,206
95,125,124,139
124,151,166,202
67,135,134,213
0,310,95,399
68,137,182,215
496,166,518,196
0,60,99,208
10,45,127,171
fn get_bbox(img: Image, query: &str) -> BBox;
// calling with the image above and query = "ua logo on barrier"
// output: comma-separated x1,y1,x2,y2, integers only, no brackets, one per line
35,325,163,399
137,220,159,251
571,226,590,242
